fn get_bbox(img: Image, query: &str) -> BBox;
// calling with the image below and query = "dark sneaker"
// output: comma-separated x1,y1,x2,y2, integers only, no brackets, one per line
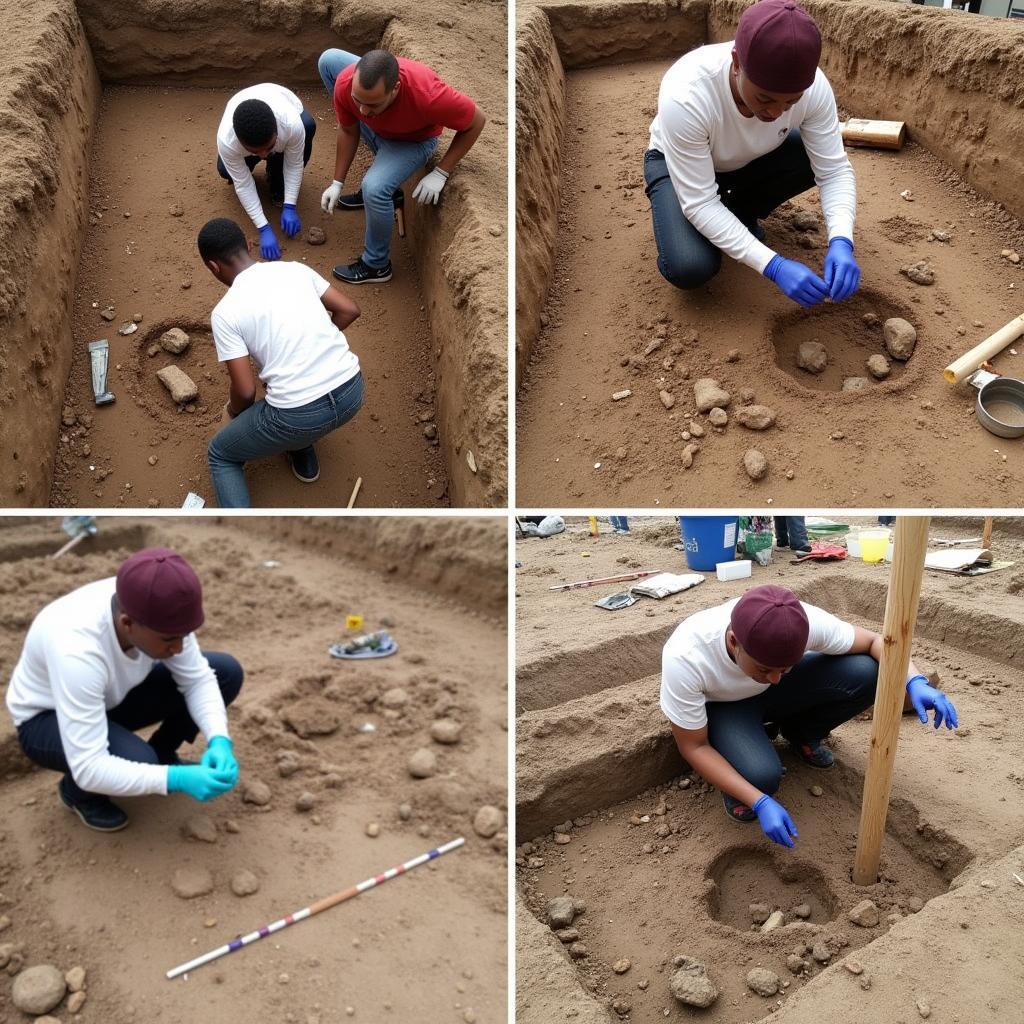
287,448,320,484
332,258,393,285
793,545,813,556
58,776,128,832
723,793,757,823
793,739,834,769
337,188,405,211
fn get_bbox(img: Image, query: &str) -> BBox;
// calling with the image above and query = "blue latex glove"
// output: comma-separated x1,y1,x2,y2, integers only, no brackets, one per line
167,764,235,802
280,203,301,238
752,794,799,848
258,224,281,261
823,237,861,302
763,255,829,308
201,735,238,787
906,674,959,729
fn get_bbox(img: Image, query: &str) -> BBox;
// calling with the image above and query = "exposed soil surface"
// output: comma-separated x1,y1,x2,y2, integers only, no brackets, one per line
0,516,507,1024
515,516,1024,1023
52,86,445,509
516,58,1024,507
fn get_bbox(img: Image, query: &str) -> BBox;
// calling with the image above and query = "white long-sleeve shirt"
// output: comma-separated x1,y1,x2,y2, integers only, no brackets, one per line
649,42,857,273
217,83,308,230
6,577,229,798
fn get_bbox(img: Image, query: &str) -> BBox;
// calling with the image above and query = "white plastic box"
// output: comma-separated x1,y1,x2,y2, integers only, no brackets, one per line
716,559,752,581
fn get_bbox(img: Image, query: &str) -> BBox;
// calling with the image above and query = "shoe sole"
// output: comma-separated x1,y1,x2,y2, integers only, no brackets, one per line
334,271,393,285
288,459,320,484
58,789,129,832
722,799,756,824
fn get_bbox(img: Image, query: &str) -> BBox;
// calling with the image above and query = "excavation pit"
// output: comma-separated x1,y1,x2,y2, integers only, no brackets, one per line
515,0,1024,507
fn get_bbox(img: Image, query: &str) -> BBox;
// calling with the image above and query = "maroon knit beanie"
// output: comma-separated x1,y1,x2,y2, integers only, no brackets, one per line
116,548,204,635
735,0,822,94
730,585,809,667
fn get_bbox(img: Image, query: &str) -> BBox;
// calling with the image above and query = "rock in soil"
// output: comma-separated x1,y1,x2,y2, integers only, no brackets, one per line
749,902,770,925
183,815,218,843
735,404,776,430
280,698,341,737
157,365,198,404
744,448,768,481
867,353,892,379
68,990,87,1013
381,687,409,708
693,377,731,413
796,340,828,373
811,940,831,963
430,719,463,744
760,910,785,932
848,899,880,927
746,967,781,997
901,260,935,285
295,791,316,812
242,779,272,806
231,869,260,897
408,748,438,778
883,318,917,360
171,866,215,899
547,896,576,929
792,210,819,231
659,389,675,410
473,805,505,838
708,407,728,427
65,966,86,992
11,965,66,1015
792,903,811,919
786,954,808,974
568,942,588,960
307,226,326,245
159,327,190,354
843,376,870,392
613,958,631,974
681,443,699,470
669,957,718,1009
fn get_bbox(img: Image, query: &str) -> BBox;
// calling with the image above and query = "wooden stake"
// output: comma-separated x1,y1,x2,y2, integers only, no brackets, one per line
841,118,907,151
346,477,362,509
52,531,91,560
852,516,930,886
982,516,993,551
943,313,1024,383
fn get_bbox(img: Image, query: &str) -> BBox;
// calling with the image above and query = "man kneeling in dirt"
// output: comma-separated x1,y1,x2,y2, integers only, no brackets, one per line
646,0,859,307
198,217,365,507
661,584,957,848
6,548,242,832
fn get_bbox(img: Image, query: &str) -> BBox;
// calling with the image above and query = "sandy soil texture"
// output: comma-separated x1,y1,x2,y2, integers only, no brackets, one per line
515,516,1024,1023
0,516,507,1023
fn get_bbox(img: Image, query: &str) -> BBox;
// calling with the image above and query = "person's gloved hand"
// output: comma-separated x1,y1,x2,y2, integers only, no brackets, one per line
258,224,280,261
281,204,301,238
823,237,860,302
763,255,829,308
167,763,236,802
906,674,959,729
201,735,239,787
412,167,450,205
752,794,799,848
321,180,344,214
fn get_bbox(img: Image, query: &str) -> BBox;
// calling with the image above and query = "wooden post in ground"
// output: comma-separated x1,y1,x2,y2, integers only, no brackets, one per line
982,516,993,551
852,516,931,886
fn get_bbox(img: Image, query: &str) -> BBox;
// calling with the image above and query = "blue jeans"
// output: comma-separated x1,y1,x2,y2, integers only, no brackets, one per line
706,652,878,795
644,129,816,289
208,372,364,508
774,516,809,550
217,109,317,195
317,49,438,267
609,516,630,532
16,652,243,801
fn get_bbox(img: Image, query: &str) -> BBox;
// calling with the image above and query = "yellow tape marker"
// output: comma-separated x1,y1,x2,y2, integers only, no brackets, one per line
346,615,365,630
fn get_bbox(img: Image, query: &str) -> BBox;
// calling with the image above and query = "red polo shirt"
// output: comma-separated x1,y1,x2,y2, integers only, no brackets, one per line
333,57,476,142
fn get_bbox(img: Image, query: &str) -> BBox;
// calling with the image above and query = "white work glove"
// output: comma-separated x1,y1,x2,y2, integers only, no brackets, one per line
412,167,450,205
321,180,344,214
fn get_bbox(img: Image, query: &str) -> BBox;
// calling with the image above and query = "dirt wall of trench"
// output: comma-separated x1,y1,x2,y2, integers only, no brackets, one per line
0,0,100,505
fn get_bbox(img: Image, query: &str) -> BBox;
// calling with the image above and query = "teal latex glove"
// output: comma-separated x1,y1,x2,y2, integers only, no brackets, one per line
752,794,799,848
823,237,861,301
201,735,238,786
906,674,959,730
167,763,235,802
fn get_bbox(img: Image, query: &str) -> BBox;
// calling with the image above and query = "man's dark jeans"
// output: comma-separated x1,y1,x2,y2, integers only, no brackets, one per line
644,128,816,290
217,110,317,195
17,652,243,801
706,652,877,795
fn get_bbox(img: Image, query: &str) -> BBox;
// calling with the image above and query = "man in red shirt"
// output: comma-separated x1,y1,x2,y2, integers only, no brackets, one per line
317,48,486,285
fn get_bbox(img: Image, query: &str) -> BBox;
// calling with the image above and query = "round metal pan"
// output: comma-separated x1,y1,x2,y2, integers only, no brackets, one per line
976,375,1024,439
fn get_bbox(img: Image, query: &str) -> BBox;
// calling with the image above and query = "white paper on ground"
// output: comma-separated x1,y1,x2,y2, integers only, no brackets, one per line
630,572,705,599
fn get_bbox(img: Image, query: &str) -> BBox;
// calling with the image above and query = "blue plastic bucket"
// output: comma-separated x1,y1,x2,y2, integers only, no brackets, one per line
679,516,739,572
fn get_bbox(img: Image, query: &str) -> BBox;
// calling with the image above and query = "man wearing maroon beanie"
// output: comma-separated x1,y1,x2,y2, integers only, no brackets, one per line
661,584,957,847
6,548,244,832
645,0,860,307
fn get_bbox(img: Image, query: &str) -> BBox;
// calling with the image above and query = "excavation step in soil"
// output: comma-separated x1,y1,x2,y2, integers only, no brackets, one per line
515,516,1024,1024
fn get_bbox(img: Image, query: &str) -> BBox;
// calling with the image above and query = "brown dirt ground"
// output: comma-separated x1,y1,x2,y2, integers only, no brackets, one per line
515,59,1024,507
515,516,1024,1023
0,516,507,1024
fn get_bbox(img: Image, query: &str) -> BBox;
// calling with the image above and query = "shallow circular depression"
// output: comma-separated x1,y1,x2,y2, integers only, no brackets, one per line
770,290,918,393
705,846,839,932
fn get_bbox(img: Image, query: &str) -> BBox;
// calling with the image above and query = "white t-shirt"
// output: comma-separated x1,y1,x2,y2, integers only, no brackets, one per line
217,83,308,230
211,262,361,409
6,578,229,797
660,597,856,730
649,42,857,273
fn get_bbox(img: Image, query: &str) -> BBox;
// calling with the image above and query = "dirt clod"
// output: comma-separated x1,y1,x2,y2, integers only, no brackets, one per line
749,902,770,925
746,967,780,997
183,815,218,843
797,341,828,374
473,805,505,838
242,779,272,806
231,869,260,897
669,957,718,1009
843,376,869,392
867,353,892,379
281,698,341,737
901,261,935,286
708,407,728,427
884,319,918,361
306,226,326,245
408,748,438,778
171,866,214,899
295,792,316,812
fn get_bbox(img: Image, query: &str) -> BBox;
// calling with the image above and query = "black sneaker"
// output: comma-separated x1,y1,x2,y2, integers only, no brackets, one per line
287,448,320,484
332,258,393,285
792,739,835,769
723,793,757,823
58,775,128,832
337,188,405,211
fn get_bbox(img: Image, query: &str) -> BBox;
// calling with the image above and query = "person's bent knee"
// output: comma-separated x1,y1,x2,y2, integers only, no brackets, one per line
213,654,244,705
745,763,783,797
216,157,230,181
361,175,396,207
659,258,720,290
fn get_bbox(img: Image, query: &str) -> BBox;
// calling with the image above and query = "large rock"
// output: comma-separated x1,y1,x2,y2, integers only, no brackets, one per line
157,365,198,404
547,896,576,929
669,957,718,1008
11,965,66,1015
693,378,731,413
735,404,776,430
746,967,781,997
883,319,917,361
796,341,828,374
848,899,880,927
159,327,190,354
743,449,768,481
